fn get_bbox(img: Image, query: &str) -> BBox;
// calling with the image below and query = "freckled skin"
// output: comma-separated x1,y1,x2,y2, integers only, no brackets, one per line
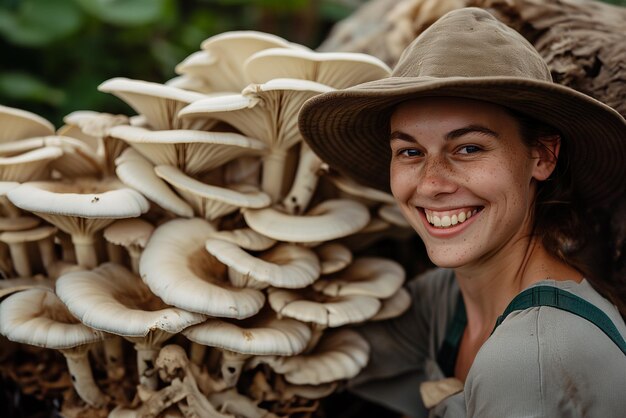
389,97,545,270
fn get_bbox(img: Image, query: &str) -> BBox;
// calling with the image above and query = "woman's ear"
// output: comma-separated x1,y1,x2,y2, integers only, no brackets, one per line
531,135,560,181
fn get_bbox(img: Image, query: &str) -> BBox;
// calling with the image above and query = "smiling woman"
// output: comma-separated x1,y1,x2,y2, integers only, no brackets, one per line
299,7,626,418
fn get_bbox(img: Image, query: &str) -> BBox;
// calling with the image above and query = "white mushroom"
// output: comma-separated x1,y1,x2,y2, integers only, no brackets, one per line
108,125,266,177
0,104,55,142
379,203,412,228
7,179,150,268
329,173,396,207
371,287,412,321
314,242,353,275
0,288,108,407
140,218,265,319
0,146,63,182
195,30,301,93
183,308,311,387
253,329,369,386
155,165,271,221
179,78,333,201
205,228,276,252
243,199,370,243
55,263,206,389
115,148,194,218
98,77,213,130
280,142,327,214
103,219,154,274
244,48,391,88
205,239,321,289
313,257,405,299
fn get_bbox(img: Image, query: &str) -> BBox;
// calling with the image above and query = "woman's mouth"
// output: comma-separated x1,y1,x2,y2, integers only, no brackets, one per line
423,207,482,229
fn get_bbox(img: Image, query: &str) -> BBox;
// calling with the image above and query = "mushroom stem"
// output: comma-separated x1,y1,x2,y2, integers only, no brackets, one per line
220,350,251,388
104,336,125,380
6,242,31,277
37,236,56,274
189,342,207,366
72,234,98,268
305,324,326,353
61,349,108,407
261,149,287,202
105,242,125,265
135,343,160,390
0,197,21,218
58,232,76,263
281,144,325,214
128,247,142,275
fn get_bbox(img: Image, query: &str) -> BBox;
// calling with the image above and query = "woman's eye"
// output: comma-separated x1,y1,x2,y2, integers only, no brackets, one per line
398,149,423,157
458,145,481,154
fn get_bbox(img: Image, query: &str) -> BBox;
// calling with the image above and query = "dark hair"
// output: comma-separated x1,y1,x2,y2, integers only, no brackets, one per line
510,109,626,317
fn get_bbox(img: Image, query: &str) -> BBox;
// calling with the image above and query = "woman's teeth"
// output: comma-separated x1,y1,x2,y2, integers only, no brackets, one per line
425,209,478,228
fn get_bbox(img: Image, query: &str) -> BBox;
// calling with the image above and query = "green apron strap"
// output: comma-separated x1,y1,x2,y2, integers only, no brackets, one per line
493,285,626,356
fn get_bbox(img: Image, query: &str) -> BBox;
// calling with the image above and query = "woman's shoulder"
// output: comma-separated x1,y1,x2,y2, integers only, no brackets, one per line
465,279,626,417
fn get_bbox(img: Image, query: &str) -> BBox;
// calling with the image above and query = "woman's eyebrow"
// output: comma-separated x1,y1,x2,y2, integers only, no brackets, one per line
389,131,416,143
445,125,499,141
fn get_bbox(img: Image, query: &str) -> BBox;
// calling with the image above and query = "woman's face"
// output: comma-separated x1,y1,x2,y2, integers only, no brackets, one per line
389,97,548,269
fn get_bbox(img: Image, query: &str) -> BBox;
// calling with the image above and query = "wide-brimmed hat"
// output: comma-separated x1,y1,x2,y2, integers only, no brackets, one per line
298,7,626,206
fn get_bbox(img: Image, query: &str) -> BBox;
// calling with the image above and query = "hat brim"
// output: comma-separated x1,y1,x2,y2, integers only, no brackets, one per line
299,76,626,205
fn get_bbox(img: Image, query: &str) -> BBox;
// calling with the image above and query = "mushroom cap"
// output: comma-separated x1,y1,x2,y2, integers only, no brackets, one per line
55,263,206,338
108,125,265,176
313,257,405,299
267,287,381,328
183,308,311,356
371,287,412,321
205,228,276,252
0,288,104,349
44,136,102,178
243,199,370,243
244,48,391,89
329,174,396,205
378,204,411,228
175,50,216,79
259,329,369,385
62,110,129,139
140,218,265,319
7,179,150,219
0,146,63,182
205,240,321,289
103,218,154,248
114,148,194,218
0,225,57,244
155,165,271,221
0,216,40,232
0,105,55,142
98,77,211,130
179,78,333,152
196,30,302,92
315,243,353,275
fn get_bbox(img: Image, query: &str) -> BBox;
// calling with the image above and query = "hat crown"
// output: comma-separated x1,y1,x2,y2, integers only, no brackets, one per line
393,8,553,82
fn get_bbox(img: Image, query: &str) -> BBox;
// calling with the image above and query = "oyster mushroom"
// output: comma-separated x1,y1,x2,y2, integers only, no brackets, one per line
0,104,55,142
0,226,57,278
314,242,353,275
205,239,321,289
155,165,271,221
140,218,265,319
103,219,154,274
244,48,391,89
179,78,333,201
7,179,149,268
114,148,194,218
55,262,206,389
205,228,276,252
243,199,370,244
183,308,311,388
0,288,108,407
371,287,412,321
0,146,63,182
108,125,266,177
98,77,212,131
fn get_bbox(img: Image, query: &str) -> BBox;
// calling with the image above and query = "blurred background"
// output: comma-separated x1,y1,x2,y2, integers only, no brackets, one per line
0,0,367,127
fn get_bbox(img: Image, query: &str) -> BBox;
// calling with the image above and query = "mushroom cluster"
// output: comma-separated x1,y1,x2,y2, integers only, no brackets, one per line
0,30,413,417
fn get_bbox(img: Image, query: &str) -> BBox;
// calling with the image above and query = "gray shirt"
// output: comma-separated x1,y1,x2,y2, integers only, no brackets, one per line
349,268,626,418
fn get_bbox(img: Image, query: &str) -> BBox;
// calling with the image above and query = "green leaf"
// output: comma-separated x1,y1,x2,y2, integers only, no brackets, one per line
0,72,65,105
74,0,168,26
0,0,83,47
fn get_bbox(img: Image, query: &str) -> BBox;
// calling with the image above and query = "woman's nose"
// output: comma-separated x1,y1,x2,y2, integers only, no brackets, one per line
415,156,458,198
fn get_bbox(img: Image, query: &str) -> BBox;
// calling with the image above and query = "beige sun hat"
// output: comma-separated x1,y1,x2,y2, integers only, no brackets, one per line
298,7,626,206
